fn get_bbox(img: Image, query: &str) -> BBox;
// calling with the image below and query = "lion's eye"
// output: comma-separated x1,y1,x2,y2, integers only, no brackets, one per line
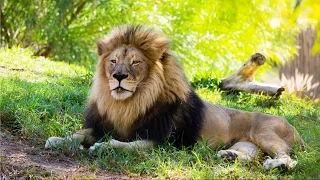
132,61,140,65
110,60,116,64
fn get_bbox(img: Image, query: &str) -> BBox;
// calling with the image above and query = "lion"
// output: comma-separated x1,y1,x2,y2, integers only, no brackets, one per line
46,25,305,170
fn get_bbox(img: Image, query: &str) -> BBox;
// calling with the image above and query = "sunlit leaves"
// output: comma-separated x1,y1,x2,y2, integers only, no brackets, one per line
1,0,319,78
293,0,320,55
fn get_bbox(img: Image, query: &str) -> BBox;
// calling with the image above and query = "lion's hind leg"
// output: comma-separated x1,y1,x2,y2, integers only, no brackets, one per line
217,141,258,162
255,131,298,170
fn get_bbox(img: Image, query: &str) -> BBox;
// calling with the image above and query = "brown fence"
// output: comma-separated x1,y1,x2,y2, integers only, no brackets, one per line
279,27,320,103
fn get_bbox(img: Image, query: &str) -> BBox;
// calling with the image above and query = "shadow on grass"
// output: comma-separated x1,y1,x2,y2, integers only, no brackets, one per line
0,76,90,138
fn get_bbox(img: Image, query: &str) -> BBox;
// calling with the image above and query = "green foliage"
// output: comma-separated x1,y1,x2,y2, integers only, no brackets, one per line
293,0,320,55
1,0,310,78
1,47,320,179
1,0,101,64
191,76,221,91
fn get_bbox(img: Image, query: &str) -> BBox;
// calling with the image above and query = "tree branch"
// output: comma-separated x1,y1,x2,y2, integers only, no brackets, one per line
0,3,11,46
66,1,86,27
221,53,285,96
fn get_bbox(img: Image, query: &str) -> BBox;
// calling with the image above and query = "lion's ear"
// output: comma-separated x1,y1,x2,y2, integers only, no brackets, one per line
145,37,170,61
96,39,106,56
158,48,167,62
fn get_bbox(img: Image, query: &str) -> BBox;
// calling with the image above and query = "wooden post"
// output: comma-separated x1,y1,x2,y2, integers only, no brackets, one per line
221,53,285,96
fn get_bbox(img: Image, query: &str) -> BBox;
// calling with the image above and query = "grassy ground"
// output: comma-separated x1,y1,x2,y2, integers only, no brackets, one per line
1,47,319,179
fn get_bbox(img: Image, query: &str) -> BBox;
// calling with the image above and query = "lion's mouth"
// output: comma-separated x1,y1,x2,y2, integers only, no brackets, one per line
110,86,134,100
112,87,132,93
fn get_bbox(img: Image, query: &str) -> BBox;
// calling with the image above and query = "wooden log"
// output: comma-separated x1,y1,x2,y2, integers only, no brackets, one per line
221,53,285,96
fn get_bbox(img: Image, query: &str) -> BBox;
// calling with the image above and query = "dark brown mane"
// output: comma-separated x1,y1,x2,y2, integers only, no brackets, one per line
97,25,170,61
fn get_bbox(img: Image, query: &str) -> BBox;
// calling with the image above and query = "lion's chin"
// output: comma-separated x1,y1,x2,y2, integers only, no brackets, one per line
111,90,133,100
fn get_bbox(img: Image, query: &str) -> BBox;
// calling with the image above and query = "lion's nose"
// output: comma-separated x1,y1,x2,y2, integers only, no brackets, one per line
113,73,128,82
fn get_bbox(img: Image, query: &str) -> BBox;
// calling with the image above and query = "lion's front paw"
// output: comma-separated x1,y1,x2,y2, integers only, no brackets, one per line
217,150,239,161
45,137,68,148
109,139,125,148
88,142,108,154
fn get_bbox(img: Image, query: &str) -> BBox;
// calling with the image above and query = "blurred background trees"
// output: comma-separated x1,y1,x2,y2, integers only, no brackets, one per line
1,0,319,96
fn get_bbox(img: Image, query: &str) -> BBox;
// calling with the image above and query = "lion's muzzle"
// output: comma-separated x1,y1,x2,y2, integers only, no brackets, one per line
109,72,137,100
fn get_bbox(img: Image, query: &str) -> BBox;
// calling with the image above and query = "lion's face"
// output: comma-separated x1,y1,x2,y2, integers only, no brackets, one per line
105,46,149,100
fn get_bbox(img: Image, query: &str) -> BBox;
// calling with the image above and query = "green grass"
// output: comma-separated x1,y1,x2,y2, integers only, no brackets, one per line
1,47,320,179
0,47,91,141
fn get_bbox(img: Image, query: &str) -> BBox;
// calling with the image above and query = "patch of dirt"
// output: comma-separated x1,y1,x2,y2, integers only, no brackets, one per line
0,131,131,179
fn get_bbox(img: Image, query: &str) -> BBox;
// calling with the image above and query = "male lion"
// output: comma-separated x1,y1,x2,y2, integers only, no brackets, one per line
46,25,305,170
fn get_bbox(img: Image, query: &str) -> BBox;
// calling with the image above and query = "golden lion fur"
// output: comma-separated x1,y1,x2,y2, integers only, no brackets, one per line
92,25,190,135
